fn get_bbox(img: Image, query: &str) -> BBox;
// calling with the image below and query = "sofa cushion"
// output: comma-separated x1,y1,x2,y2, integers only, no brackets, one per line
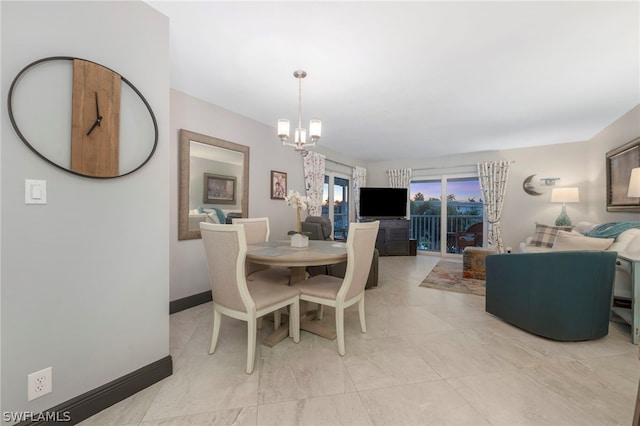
552,231,614,251
528,223,573,248
626,234,640,256
609,228,640,257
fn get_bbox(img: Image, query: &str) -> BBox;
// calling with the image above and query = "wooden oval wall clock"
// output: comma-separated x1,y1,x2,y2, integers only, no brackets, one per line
7,56,158,179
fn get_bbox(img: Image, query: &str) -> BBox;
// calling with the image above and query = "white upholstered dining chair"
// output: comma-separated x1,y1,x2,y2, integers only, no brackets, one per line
232,217,292,284
293,221,380,356
200,222,300,373
232,217,293,329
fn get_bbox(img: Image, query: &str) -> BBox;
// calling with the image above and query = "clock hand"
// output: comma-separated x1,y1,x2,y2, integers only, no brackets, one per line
86,91,103,136
86,119,100,135
94,91,100,118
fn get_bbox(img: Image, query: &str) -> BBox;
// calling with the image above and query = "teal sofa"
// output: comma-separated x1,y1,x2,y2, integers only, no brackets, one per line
485,251,617,341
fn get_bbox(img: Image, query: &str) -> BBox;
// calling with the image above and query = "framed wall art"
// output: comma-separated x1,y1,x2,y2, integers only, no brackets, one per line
606,136,640,212
203,173,236,204
271,170,287,200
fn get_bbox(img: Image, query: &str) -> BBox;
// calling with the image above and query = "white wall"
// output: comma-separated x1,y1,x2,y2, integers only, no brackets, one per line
367,104,640,250
170,90,305,300
1,1,170,420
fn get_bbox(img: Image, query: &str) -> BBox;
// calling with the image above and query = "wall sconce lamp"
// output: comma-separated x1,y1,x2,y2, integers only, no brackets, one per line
628,167,640,197
550,187,580,226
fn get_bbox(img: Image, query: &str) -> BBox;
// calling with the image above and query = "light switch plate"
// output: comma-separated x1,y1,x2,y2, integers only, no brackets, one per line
25,179,47,204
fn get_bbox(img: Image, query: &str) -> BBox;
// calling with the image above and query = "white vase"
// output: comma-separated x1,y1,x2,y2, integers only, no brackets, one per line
290,233,309,248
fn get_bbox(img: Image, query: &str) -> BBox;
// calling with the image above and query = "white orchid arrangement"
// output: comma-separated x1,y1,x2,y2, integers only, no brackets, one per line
285,190,310,210
285,190,311,234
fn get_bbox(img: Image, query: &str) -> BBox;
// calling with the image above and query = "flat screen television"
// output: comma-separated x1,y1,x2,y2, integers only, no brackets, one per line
359,187,408,219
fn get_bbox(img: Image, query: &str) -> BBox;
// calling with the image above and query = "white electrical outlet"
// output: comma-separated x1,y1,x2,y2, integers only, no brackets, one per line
27,367,52,401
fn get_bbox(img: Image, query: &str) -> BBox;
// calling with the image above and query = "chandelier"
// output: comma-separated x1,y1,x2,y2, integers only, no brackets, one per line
277,70,321,151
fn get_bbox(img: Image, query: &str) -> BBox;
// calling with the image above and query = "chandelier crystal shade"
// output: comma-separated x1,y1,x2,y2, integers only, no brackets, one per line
278,70,321,151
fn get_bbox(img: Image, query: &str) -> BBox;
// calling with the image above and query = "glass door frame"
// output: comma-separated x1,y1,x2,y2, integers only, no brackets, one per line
322,171,352,240
412,171,485,258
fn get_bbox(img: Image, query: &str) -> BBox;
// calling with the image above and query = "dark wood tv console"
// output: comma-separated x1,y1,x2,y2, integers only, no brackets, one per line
372,219,410,256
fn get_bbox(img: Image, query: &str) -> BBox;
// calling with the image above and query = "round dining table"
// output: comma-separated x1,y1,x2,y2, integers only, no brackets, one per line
246,239,348,346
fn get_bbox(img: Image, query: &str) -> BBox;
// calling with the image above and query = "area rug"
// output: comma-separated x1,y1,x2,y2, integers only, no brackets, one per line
419,260,485,296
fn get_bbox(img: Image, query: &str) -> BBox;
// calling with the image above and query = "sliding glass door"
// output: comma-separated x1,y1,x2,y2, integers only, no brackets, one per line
410,174,484,256
322,174,350,241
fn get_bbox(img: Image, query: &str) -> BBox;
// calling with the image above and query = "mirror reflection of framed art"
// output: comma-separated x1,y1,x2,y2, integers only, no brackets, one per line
271,170,287,200
203,173,236,204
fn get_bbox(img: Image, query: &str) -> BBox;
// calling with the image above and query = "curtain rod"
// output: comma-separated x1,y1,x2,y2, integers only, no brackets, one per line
326,158,355,169
409,164,475,172
411,160,515,172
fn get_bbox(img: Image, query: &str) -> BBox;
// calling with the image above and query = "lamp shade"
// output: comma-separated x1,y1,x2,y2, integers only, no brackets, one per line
277,119,290,138
550,187,580,203
628,167,640,197
309,119,322,138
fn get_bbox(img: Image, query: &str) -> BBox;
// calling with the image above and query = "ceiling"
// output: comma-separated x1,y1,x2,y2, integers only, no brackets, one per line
147,1,639,163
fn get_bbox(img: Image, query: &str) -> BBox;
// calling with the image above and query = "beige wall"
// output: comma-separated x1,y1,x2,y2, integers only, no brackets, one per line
169,90,306,300
587,105,640,222
170,92,638,300
366,104,640,250
169,89,367,301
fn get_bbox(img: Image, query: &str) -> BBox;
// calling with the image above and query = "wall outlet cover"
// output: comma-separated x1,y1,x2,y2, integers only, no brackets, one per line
27,366,52,401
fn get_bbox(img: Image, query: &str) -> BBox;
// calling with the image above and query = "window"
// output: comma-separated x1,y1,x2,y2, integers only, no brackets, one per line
410,175,483,256
322,174,350,240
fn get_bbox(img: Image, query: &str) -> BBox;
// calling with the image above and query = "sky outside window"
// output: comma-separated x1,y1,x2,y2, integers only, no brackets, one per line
411,178,481,202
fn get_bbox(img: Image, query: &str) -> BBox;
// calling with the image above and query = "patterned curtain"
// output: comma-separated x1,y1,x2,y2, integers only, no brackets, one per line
477,161,512,253
388,168,412,188
302,151,326,217
352,166,367,219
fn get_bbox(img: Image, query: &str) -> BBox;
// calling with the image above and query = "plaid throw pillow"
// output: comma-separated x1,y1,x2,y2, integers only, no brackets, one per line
528,223,573,248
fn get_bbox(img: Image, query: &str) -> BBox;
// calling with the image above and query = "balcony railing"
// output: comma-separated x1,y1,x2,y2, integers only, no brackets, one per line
410,214,482,253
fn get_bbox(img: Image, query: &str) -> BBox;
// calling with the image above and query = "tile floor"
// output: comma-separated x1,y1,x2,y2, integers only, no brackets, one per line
81,255,639,425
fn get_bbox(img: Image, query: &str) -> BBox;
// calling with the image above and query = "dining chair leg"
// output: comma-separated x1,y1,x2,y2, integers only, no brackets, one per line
209,309,222,355
246,317,257,374
358,297,367,333
317,304,324,320
336,307,346,356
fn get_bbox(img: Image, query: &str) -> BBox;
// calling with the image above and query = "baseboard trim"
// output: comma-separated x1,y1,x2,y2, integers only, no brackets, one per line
17,355,172,426
169,290,212,314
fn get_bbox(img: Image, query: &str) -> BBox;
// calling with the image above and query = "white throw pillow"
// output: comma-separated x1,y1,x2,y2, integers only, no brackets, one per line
552,230,614,251
206,212,221,224
609,229,640,254
623,234,640,258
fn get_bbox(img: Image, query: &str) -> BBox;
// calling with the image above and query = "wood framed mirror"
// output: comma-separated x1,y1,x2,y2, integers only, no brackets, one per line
178,129,249,240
